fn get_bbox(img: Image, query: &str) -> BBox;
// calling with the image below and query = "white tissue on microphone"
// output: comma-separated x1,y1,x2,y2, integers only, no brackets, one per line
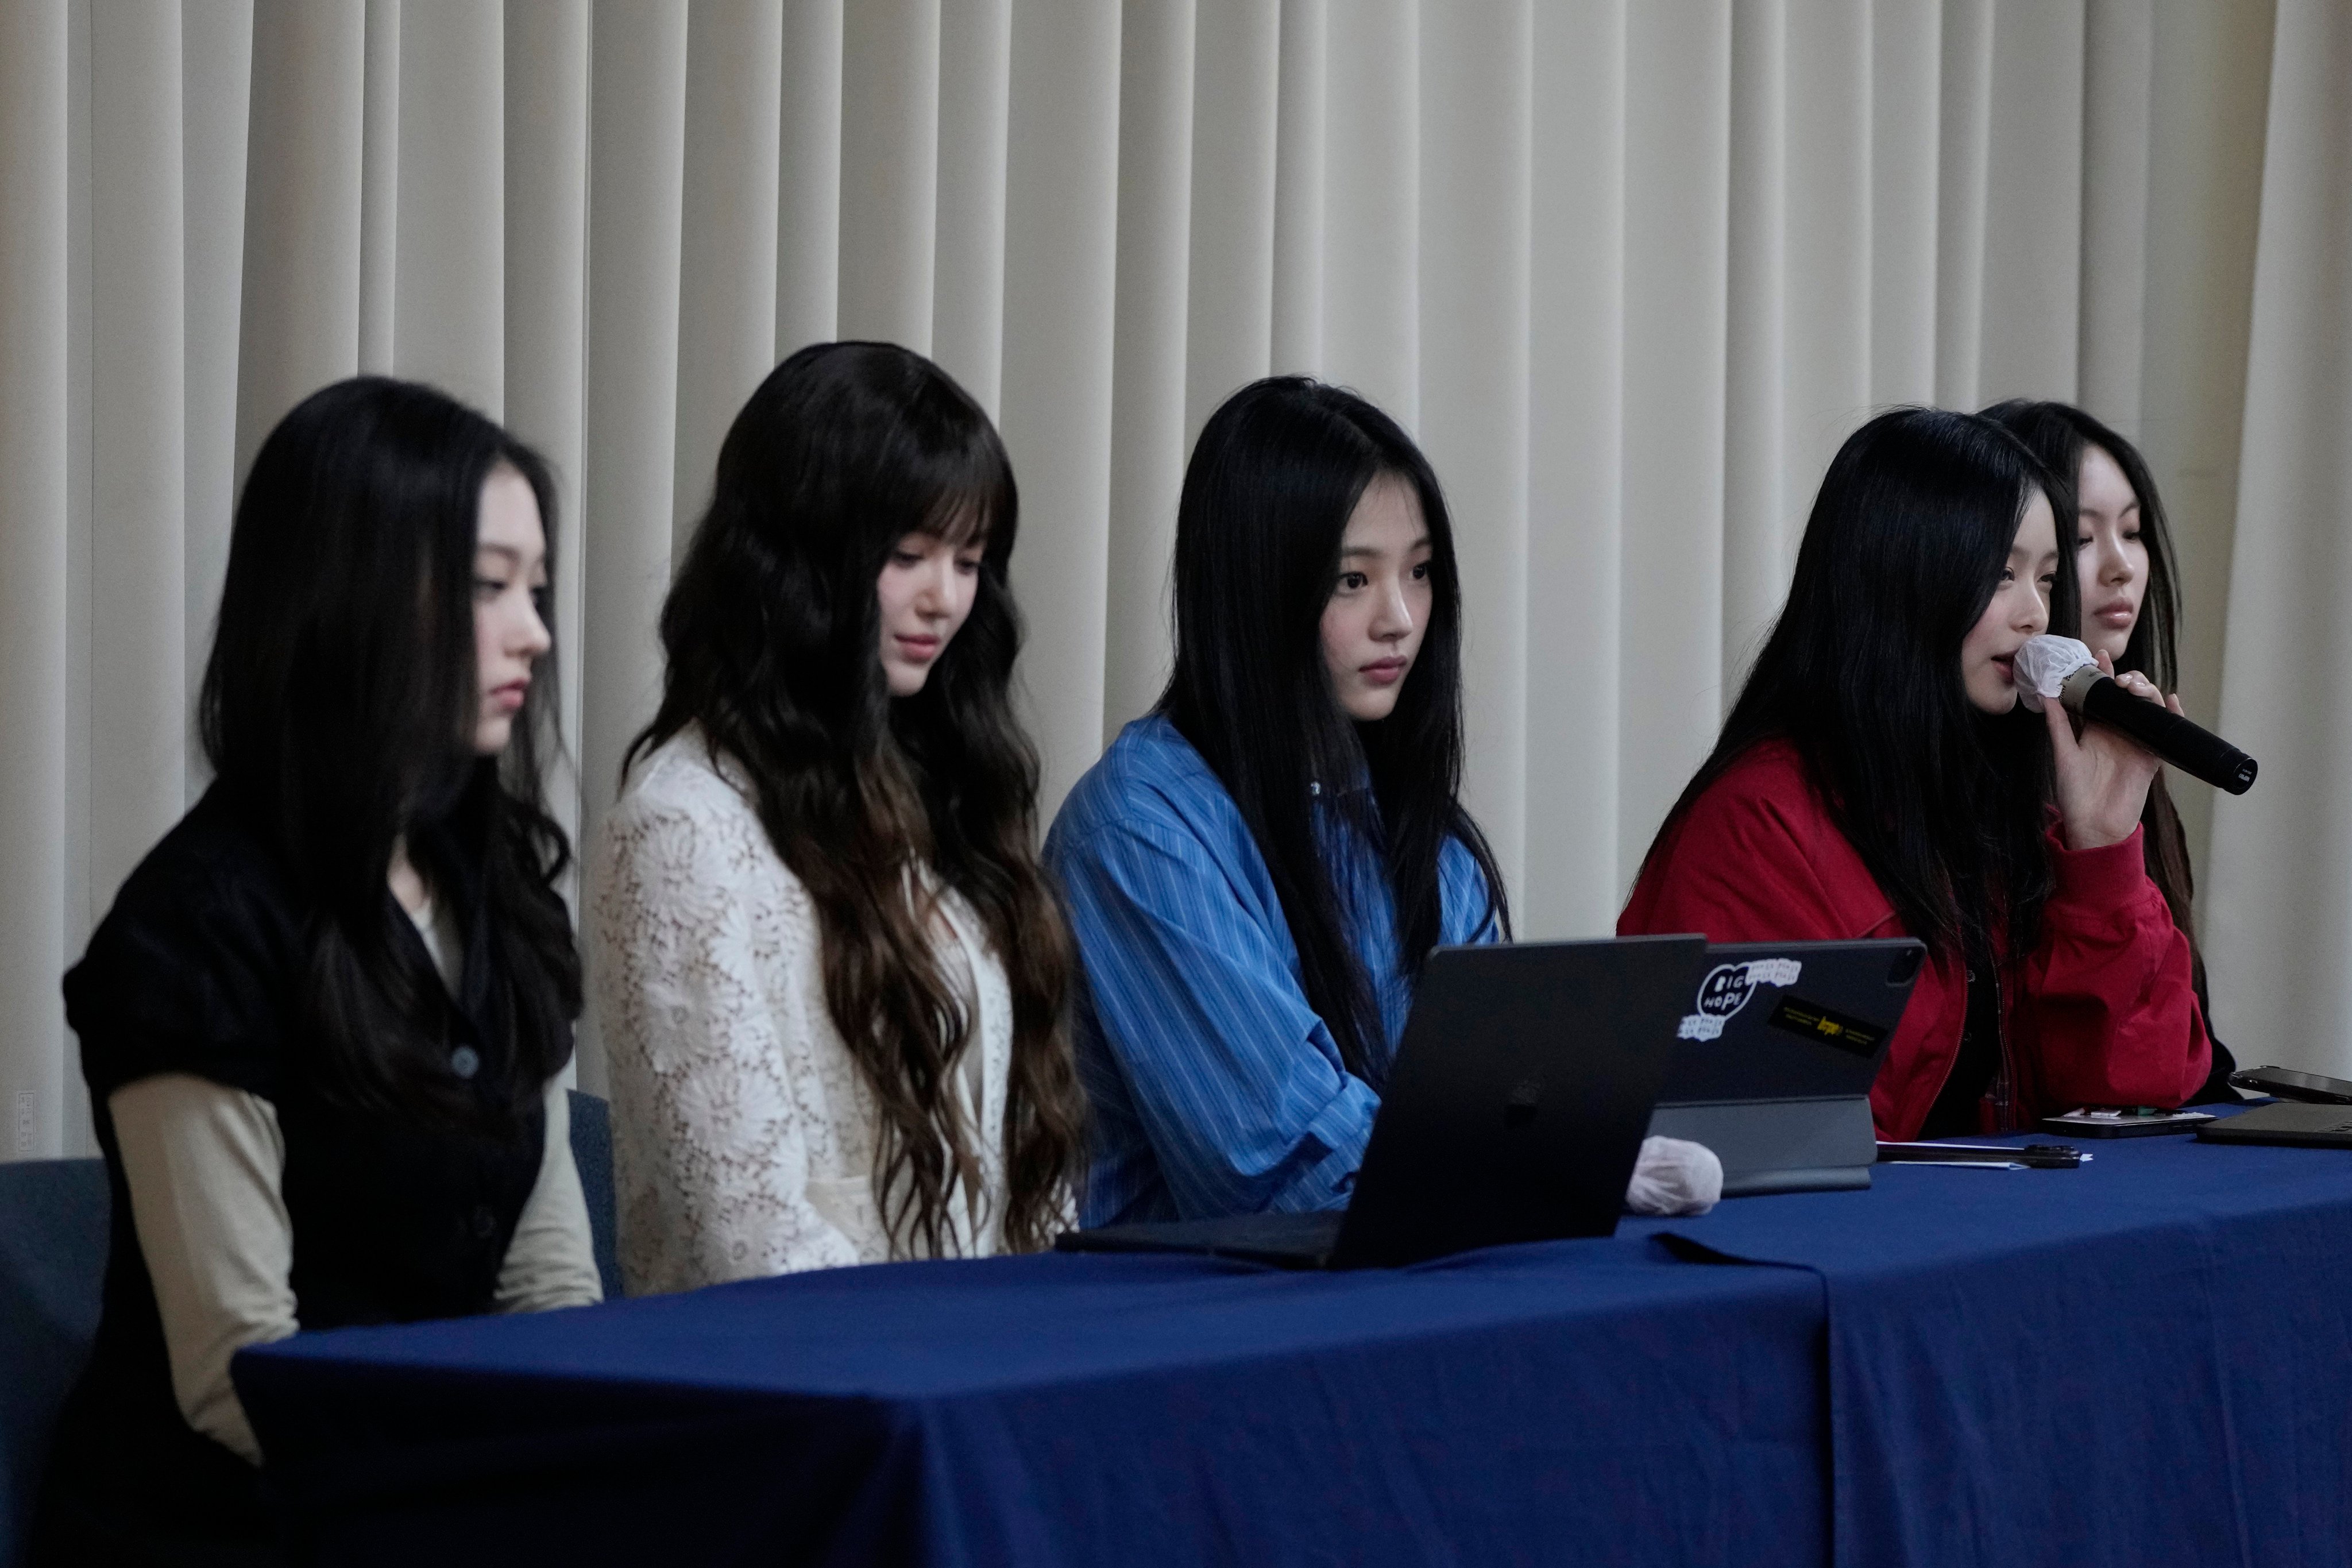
1623,1136,1724,1216
2011,634,2097,713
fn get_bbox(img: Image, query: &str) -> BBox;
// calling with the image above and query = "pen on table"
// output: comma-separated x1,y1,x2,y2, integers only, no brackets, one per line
1876,1141,2088,1168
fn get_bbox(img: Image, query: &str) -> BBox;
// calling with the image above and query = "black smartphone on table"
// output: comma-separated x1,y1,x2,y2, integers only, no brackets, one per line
2040,1106,2215,1138
2229,1065,2352,1105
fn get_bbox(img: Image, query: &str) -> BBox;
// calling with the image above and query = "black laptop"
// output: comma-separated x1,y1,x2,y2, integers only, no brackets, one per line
1056,935,1709,1269
2196,1102,2352,1148
1646,939,1926,1196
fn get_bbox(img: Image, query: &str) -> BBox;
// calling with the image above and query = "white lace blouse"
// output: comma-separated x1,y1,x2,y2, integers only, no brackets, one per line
588,731,1014,1295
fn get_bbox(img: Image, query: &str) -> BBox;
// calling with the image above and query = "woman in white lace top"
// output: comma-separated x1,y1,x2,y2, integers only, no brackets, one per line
589,343,1087,1293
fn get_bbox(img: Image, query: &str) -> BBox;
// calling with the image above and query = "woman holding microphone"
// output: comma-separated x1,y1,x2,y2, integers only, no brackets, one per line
1621,408,2210,1139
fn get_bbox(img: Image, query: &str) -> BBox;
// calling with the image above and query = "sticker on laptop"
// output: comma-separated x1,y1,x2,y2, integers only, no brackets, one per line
1677,958,1802,1041
1765,996,1882,1059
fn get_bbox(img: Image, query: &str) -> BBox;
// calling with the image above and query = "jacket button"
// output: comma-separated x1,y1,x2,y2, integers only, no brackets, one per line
450,1045,480,1080
471,1205,496,1240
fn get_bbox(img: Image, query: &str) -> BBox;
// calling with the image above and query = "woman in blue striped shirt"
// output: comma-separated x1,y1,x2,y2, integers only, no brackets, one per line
1046,379,1511,1224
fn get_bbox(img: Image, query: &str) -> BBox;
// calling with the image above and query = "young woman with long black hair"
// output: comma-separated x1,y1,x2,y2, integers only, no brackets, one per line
1044,377,1516,1224
1983,398,2238,1102
590,342,1086,1289
1621,408,2210,1140
38,379,600,1565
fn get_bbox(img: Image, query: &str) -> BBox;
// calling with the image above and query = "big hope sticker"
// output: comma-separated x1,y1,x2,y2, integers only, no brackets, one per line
1677,957,1802,1041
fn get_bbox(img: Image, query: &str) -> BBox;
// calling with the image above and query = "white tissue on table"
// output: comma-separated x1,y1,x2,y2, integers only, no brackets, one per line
2012,634,2096,713
1624,1136,1723,1217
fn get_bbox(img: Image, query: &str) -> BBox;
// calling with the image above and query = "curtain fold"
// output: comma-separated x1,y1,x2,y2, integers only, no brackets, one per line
88,2,188,915
1103,0,1194,738
576,5,688,1097
930,0,1011,415
2078,0,2154,429
998,0,1122,818
1318,0,1418,428
1523,0,1625,941
1,0,2325,1154
1933,0,1992,407
1419,2,1532,893
1617,3,1732,877
0,0,71,1160
181,3,254,802
838,0,939,352
502,0,590,850
1978,0,2086,400
774,0,843,358
1774,0,1872,628
674,0,785,553
1183,0,1279,446
235,1,365,487
358,0,397,373
393,2,504,416
2205,0,2352,1081
1268,0,1324,378
1867,0,1940,407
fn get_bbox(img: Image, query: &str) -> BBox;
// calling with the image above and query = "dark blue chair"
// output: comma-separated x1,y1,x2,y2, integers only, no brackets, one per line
0,1094,620,1566
0,1157,108,1568
566,1090,623,1300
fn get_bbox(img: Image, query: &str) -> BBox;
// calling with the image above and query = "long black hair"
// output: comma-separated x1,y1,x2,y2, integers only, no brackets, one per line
629,341,1086,1257
1982,400,2205,983
200,376,580,1127
1642,407,2074,968
1161,376,1508,1082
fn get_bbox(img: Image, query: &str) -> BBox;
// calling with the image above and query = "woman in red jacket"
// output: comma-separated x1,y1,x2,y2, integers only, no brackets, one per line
1621,408,2209,1139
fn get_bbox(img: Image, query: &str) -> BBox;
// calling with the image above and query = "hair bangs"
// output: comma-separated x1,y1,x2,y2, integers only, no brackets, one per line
632,341,1081,1260
918,488,997,551
899,369,1014,559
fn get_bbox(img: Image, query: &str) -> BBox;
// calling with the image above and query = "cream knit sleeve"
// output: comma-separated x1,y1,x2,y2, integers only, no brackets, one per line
109,1073,299,1465
492,1076,607,1312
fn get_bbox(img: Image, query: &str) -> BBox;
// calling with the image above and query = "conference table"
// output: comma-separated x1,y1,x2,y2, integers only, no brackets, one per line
235,1115,2352,1568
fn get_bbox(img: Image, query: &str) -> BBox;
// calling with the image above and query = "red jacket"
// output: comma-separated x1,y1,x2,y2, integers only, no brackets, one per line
1619,741,2211,1140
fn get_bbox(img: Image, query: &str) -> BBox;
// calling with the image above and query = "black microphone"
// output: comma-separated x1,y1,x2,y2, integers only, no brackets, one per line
2017,635,2257,795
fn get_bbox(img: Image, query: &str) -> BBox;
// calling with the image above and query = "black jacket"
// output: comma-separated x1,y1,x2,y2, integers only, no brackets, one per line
36,787,551,1565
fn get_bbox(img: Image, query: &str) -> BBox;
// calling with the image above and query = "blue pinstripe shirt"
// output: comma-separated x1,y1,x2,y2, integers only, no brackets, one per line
1044,714,1499,1225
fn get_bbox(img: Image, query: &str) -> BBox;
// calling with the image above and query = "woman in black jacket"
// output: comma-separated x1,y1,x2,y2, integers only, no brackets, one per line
36,378,601,1566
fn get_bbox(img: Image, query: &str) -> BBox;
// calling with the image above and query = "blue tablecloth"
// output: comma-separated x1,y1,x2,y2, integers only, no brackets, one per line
237,1242,1825,1567
235,1125,2352,1568
1636,1128,2352,1568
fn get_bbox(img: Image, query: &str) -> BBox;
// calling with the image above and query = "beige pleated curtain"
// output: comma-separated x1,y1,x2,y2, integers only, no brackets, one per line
0,0,2329,1158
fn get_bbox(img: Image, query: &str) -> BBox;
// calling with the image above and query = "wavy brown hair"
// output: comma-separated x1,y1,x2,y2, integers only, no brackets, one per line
628,342,1085,1254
